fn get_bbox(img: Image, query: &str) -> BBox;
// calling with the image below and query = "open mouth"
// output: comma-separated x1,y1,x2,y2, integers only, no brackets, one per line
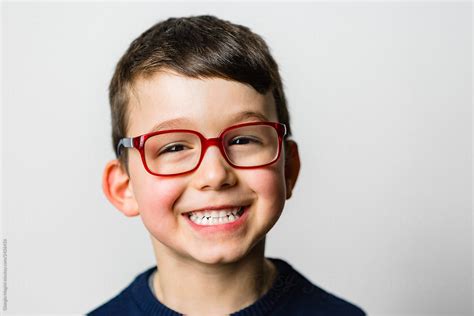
186,206,246,226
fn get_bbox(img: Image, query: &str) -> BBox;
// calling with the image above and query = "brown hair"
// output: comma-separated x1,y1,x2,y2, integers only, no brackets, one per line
109,15,291,168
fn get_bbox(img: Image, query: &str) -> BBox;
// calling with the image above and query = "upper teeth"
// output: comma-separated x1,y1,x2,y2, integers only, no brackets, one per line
188,207,243,226
188,207,241,219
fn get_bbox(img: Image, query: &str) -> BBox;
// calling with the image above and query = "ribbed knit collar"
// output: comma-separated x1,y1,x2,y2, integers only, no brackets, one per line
129,257,298,315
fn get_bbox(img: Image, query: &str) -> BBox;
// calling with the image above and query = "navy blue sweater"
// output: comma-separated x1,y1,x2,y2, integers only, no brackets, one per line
88,258,366,315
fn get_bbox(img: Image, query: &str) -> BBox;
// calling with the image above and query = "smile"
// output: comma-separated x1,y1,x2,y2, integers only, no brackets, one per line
187,206,245,226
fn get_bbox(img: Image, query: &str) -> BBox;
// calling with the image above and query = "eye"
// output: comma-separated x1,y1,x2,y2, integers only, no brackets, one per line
229,136,261,145
159,143,187,155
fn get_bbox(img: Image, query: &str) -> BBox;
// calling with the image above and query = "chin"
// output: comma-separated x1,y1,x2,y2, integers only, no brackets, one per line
189,245,250,266
188,237,266,266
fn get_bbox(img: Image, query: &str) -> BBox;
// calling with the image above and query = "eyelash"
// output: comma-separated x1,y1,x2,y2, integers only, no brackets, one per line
159,144,188,154
229,136,261,145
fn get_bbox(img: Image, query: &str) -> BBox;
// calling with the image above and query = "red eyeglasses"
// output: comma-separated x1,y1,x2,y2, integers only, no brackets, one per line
117,121,287,176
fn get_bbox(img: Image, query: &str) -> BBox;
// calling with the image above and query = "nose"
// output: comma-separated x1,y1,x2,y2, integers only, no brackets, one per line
191,144,237,191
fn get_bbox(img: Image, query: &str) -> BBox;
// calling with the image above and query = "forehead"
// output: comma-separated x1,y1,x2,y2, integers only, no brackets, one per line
127,70,277,136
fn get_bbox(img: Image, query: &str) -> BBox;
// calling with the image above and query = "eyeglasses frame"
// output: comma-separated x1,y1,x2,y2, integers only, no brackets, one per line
117,121,287,177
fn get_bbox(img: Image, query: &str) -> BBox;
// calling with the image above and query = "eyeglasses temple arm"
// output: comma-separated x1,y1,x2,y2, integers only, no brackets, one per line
117,137,134,156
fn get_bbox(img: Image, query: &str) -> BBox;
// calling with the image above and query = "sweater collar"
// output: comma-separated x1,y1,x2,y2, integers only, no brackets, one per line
130,258,297,315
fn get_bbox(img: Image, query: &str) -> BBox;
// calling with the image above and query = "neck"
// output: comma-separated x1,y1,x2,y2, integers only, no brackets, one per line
150,237,276,315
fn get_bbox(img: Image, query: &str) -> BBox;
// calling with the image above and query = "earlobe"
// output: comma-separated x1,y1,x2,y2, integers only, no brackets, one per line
284,140,301,199
102,160,139,217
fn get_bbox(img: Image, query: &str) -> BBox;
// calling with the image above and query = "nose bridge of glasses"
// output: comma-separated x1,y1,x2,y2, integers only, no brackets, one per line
201,137,225,156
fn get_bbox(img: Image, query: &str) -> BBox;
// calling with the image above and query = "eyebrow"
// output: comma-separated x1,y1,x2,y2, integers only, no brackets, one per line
148,111,270,133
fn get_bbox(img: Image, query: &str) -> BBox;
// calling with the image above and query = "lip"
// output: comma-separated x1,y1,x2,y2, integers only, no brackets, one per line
183,205,250,234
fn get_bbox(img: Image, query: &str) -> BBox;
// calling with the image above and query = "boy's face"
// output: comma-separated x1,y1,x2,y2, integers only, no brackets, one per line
113,70,298,265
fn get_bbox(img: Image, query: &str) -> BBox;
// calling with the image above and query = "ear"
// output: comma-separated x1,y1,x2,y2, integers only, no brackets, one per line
284,140,301,199
102,160,139,217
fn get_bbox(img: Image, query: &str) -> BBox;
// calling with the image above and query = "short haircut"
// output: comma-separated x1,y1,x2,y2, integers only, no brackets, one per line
109,15,291,168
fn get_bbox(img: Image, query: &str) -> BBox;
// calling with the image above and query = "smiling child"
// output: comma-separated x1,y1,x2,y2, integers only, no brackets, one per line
88,15,366,316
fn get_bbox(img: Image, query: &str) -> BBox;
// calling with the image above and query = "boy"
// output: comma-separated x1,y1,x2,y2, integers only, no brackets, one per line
89,15,366,315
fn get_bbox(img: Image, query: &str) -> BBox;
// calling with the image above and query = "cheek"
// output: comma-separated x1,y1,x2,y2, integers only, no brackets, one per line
242,162,287,213
137,179,183,212
129,166,186,234
129,155,184,214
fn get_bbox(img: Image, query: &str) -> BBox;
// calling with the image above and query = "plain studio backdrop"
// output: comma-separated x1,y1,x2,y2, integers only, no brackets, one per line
2,2,471,315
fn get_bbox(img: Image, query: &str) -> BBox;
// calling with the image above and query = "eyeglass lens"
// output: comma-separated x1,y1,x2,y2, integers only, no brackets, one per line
143,125,279,175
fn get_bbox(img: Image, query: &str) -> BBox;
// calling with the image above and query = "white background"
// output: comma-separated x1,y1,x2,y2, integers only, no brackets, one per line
2,2,472,315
